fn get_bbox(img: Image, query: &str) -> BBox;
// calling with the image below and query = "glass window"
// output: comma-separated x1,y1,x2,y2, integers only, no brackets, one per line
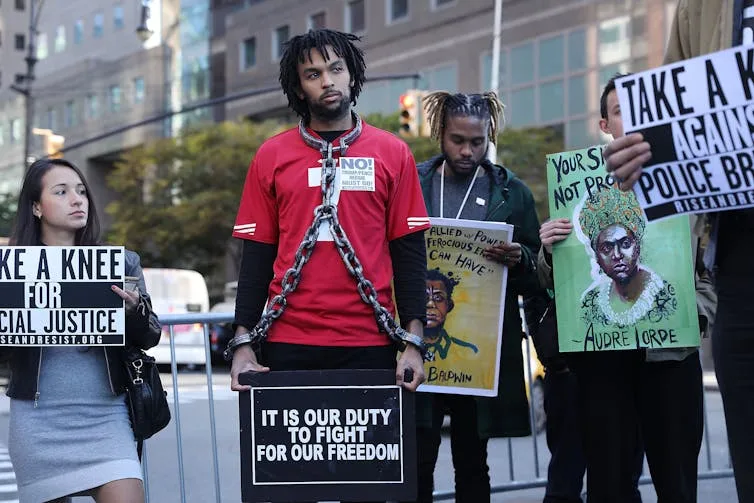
509,86,536,127
568,75,586,116
599,62,630,88
419,64,458,92
64,100,75,127
114,4,124,30
568,29,586,70
347,0,365,33
599,25,621,45
309,11,326,30
54,25,66,53
93,12,104,38
10,119,22,144
538,35,564,79
389,0,409,22
480,51,507,90
47,108,57,130
433,0,455,8
510,42,534,86
15,0,24,11
539,81,564,123
110,85,122,112
15,34,25,50
133,77,145,103
37,32,48,59
567,118,595,149
241,37,256,70
74,20,84,44
273,25,289,60
86,94,99,119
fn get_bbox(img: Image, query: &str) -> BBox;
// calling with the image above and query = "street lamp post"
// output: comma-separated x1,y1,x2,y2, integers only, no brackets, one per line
11,0,45,169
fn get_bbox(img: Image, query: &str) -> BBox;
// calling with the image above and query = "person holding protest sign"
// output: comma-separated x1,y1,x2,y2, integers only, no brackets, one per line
537,75,715,503
409,91,541,503
227,28,428,411
603,3,753,500
3,158,161,503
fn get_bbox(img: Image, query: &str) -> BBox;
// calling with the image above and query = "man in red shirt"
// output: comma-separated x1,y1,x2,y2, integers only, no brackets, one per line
225,29,429,393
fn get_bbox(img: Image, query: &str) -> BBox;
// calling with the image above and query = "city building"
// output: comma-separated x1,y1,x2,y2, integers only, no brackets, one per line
216,0,678,148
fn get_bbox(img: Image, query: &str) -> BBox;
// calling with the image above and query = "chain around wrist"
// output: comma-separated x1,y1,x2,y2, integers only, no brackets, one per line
223,331,262,361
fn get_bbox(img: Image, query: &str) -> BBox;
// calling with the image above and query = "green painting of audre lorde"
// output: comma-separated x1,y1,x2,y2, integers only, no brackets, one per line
575,185,678,328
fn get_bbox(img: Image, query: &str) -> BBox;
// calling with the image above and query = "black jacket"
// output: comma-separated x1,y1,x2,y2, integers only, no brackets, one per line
5,250,162,400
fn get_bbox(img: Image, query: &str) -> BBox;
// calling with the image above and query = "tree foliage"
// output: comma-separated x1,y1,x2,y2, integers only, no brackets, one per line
0,192,18,238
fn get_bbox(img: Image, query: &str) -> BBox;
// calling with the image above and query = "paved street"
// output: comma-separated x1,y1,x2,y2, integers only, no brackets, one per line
0,369,738,502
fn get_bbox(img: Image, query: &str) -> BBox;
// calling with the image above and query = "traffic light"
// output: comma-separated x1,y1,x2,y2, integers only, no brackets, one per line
32,128,65,159
399,91,421,138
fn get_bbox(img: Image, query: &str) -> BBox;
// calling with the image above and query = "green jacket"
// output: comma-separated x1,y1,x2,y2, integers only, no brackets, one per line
416,155,541,438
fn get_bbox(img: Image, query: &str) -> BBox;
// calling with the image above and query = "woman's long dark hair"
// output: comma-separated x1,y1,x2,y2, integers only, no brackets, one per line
279,29,367,123
10,158,101,246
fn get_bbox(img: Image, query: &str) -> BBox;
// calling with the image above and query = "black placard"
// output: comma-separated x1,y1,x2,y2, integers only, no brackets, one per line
239,369,417,502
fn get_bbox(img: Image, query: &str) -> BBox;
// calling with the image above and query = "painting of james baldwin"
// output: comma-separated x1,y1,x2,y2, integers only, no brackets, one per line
424,268,479,361
576,185,677,328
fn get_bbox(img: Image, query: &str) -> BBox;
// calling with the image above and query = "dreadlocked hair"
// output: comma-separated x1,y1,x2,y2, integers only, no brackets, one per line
423,91,506,143
279,29,367,123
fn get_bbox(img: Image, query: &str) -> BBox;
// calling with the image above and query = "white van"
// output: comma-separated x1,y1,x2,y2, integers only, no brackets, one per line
142,268,210,367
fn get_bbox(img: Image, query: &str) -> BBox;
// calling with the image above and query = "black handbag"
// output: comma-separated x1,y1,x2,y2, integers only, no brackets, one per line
123,346,171,458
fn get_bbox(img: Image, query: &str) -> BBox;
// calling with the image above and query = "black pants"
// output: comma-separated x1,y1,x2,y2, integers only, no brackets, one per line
410,394,489,503
261,342,397,503
714,270,754,503
542,368,587,503
569,350,702,503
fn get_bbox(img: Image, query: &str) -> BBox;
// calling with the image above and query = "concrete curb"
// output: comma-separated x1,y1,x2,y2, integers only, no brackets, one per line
703,371,719,392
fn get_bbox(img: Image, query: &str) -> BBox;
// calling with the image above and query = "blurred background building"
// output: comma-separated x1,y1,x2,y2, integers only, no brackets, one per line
0,0,677,214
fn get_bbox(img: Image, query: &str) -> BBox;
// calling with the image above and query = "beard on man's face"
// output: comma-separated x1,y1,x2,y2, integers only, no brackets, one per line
307,92,351,122
441,144,487,177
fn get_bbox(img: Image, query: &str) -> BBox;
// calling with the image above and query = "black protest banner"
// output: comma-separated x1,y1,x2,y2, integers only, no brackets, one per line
0,246,126,346
238,369,416,502
616,46,754,221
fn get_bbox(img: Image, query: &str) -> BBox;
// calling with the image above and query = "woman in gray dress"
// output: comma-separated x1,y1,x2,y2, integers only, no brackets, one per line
4,158,162,502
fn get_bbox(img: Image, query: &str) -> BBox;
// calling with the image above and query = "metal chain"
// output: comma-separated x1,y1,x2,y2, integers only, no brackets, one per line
244,117,429,360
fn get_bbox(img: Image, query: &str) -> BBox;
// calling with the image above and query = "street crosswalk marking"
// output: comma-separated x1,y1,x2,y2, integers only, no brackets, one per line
0,447,18,503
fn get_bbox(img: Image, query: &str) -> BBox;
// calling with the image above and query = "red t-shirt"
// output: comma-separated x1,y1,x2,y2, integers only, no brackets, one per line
232,121,431,347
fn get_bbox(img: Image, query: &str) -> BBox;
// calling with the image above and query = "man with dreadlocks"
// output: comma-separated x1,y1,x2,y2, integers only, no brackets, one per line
226,30,429,407
411,91,541,503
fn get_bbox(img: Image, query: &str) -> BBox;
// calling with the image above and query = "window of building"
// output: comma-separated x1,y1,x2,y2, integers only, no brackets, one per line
93,12,104,38
480,51,508,91
272,25,289,60
419,63,458,93
432,0,456,9
599,17,630,65
568,75,587,116
64,100,76,127
133,77,145,103
15,34,25,50
309,11,326,30
387,0,409,23
538,34,564,79
86,94,98,119
37,32,48,59
539,81,564,123
74,20,84,44
114,4,124,30
241,37,256,70
15,0,24,11
510,42,534,86
109,85,122,112
567,118,594,149
509,86,536,127
10,119,21,144
599,62,630,88
346,0,365,33
54,25,66,53
47,107,57,130
631,14,646,39
567,29,587,71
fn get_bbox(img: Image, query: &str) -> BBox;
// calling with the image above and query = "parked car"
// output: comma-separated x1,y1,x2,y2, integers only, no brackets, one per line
209,281,237,365
142,268,210,369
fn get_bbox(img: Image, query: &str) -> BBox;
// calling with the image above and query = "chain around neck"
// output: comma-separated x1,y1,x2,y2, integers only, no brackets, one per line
299,112,363,157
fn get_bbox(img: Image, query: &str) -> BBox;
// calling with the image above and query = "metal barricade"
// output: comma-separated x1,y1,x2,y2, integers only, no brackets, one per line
150,310,734,502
